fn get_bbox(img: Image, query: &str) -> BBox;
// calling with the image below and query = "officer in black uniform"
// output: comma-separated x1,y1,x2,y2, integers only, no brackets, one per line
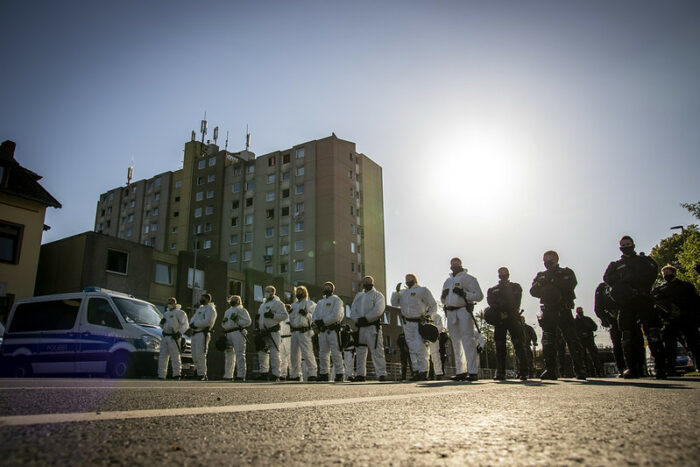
574,307,602,377
520,315,538,377
487,267,529,380
653,265,700,375
530,250,586,380
604,235,665,378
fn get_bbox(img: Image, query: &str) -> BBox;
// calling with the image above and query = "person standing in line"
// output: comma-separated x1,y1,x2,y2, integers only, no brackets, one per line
189,293,217,381
221,295,251,382
314,282,346,382
574,306,602,377
428,312,446,380
158,297,188,380
289,286,317,382
441,257,484,382
350,276,387,382
256,286,288,382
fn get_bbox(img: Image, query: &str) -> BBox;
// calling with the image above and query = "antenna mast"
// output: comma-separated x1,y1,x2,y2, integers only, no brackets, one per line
246,124,251,151
225,131,229,151
200,112,208,144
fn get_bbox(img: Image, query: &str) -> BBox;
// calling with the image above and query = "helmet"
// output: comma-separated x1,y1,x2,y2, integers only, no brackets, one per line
214,335,227,352
419,322,439,342
483,306,501,326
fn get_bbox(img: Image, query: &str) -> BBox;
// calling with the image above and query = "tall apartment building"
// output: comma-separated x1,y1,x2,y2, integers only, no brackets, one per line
94,132,386,298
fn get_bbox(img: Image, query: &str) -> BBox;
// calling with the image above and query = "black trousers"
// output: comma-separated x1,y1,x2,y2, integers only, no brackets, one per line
618,298,666,376
494,314,528,376
662,314,700,374
539,306,586,377
579,334,601,377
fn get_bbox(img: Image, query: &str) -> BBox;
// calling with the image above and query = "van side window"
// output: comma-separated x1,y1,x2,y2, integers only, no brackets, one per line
87,298,122,329
8,300,81,332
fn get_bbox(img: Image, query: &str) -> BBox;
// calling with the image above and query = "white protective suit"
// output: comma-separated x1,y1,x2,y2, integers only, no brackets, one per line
158,304,189,378
350,288,387,378
390,285,437,373
313,294,345,378
190,303,217,377
442,270,484,376
256,296,288,377
279,317,291,379
222,305,252,379
428,312,446,376
289,298,317,380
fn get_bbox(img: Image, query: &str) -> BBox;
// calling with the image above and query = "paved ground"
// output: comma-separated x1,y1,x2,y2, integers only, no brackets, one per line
0,376,698,465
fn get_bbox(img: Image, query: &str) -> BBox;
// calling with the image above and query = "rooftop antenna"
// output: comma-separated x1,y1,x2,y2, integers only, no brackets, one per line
191,130,196,142
127,157,134,186
200,112,208,144
225,131,229,151
213,126,219,145
246,124,251,151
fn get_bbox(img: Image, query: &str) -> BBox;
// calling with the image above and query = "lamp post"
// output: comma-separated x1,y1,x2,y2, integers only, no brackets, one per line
670,225,684,233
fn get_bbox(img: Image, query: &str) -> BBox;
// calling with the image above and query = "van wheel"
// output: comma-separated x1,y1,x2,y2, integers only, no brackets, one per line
12,358,32,378
108,351,133,378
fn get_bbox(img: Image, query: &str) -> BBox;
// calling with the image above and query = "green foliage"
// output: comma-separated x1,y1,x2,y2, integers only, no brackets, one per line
677,229,700,291
650,227,695,271
681,201,700,220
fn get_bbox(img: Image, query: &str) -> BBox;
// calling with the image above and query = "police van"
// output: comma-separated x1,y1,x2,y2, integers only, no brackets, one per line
1,287,192,377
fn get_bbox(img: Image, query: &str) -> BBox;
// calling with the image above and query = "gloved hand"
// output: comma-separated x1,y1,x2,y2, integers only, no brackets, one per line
264,311,274,319
299,308,307,316
396,283,402,293
441,289,449,300
315,320,324,328
452,286,466,297
357,317,369,326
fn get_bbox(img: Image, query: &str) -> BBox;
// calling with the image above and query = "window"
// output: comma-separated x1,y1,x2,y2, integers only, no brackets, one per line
246,197,253,207
145,210,150,218
280,225,289,236
144,225,150,234
296,167,305,176
0,221,23,264
172,226,178,233
282,188,290,198
198,160,206,169
295,240,304,251
247,165,255,174
208,173,215,183
197,177,204,185
9,300,81,333
352,262,355,272
204,223,212,232
170,242,177,250
295,202,304,214
146,195,152,205
280,263,288,273
282,171,290,181
106,249,128,274
187,268,204,288
265,265,273,274
350,153,354,161
244,232,253,243
351,242,356,253
207,190,214,199
229,252,238,263
265,246,274,256
155,192,160,201
243,250,252,261
205,206,213,215
233,166,242,176
348,170,353,179
173,211,179,218
231,217,239,227
175,180,182,188
350,187,354,197
209,156,216,167
295,221,304,232
131,186,136,193
266,174,275,185
244,215,253,225
281,206,290,216
194,208,202,218
283,153,290,164
383,312,390,325
254,285,264,301
351,224,355,234
265,227,274,238
266,208,275,219
232,183,241,193
121,217,126,225
153,207,159,216
295,184,304,195
266,192,275,201
130,200,135,208
230,234,239,244
246,181,254,191
196,191,204,201
107,207,112,215
126,229,132,237
195,224,202,234
232,200,239,209
203,240,212,249
350,206,354,216
295,260,304,271
268,157,276,167
296,148,305,159
154,263,173,285
147,182,154,191
108,193,114,201
151,223,158,231
280,244,289,255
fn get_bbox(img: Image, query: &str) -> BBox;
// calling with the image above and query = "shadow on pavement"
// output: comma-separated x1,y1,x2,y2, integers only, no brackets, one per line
566,378,692,389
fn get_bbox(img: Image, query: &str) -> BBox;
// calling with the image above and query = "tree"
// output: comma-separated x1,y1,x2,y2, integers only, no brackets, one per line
680,201,700,220
677,229,700,290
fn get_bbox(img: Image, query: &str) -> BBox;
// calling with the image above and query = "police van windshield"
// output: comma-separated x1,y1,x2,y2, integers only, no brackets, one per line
112,298,163,326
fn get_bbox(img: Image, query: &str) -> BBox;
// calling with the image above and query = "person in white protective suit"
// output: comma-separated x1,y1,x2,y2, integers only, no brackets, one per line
428,311,446,379
189,293,217,380
279,304,292,381
158,297,189,380
221,295,251,381
256,285,288,381
288,286,318,382
441,257,484,381
313,281,346,382
350,276,387,382
391,273,437,381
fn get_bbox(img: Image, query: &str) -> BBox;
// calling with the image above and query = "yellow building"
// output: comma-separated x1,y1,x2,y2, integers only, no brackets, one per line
0,140,61,321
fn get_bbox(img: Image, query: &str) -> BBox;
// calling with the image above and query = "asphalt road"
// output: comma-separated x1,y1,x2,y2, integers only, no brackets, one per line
0,376,698,466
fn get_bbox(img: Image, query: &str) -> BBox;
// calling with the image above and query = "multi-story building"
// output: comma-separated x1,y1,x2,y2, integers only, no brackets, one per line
94,131,386,298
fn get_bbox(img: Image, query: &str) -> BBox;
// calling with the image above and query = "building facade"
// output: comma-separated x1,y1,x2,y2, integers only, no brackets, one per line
94,131,386,299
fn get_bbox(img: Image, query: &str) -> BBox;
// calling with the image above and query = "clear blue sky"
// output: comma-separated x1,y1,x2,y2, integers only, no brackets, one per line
2,1,699,342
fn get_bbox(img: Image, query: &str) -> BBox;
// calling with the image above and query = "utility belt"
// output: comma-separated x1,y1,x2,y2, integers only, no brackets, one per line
291,326,312,333
356,319,380,328
324,323,342,332
281,335,291,338
260,324,281,334
445,302,475,312
192,328,211,335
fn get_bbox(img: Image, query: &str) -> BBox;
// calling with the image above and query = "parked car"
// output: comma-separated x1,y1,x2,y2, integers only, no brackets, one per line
0,287,193,377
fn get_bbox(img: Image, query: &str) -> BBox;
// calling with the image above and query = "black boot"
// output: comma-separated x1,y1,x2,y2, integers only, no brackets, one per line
495,339,507,381
317,373,329,382
541,332,559,380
